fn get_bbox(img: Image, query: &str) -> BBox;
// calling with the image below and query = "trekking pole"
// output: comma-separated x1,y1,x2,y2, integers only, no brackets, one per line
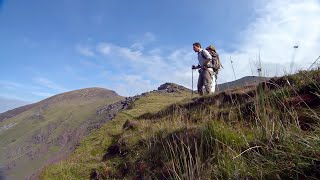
216,76,219,92
191,69,194,98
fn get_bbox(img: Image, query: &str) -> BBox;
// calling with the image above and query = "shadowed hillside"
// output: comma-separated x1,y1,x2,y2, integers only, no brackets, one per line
0,87,124,180
217,76,269,92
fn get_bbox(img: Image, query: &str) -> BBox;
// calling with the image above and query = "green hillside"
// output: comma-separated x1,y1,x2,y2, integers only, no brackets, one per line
40,90,191,179
41,69,320,179
0,88,123,179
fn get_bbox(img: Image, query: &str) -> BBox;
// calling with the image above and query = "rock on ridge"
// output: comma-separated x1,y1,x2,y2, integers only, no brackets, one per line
157,83,191,93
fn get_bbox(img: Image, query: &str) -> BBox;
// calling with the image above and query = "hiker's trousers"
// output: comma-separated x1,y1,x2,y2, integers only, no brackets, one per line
197,69,215,95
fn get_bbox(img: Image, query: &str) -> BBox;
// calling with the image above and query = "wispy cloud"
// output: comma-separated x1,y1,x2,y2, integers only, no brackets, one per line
0,80,54,102
97,43,112,55
130,43,144,51
33,77,68,92
0,80,23,90
130,32,157,51
113,74,156,96
76,45,95,57
97,42,144,62
31,91,55,97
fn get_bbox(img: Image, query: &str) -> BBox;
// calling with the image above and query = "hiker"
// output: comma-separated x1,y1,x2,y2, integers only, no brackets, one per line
192,42,215,95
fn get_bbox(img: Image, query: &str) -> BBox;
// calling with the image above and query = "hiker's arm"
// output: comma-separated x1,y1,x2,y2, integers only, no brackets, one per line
204,59,211,65
203,50,212,67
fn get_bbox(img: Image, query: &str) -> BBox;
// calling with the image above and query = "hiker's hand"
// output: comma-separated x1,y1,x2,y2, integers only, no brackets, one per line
192,65,200,69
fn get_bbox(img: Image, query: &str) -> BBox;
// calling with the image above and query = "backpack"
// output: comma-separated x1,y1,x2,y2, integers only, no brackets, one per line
201,45,223,73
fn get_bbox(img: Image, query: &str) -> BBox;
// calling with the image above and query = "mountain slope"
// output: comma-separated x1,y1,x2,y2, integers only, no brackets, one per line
40,84,192,179
0,87,124,180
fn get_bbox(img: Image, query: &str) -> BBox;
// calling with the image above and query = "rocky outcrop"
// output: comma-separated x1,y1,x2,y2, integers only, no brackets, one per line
157,83,191,93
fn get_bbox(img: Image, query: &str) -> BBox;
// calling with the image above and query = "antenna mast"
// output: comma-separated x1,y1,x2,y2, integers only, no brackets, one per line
257,49,262,77
230,56,237,80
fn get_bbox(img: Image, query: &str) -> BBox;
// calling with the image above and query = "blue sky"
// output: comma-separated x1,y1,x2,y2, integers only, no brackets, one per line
0,0,320,102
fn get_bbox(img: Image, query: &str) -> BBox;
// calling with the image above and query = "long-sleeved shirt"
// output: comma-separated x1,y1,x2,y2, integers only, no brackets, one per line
197,49,213,72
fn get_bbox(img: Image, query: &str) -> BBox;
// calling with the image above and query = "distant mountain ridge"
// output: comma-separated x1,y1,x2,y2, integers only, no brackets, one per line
0,87,123,179
0,97,30,113
0,87,119,122
217,76,269,91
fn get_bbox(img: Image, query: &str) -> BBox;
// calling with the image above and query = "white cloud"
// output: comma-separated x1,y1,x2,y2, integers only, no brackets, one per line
148,48,162,55
89,40,195,96
113,74,156,96
218,0,320,82
95,44,196,96
97,42,158,65
76,45,95,57
118,47,143,61
31,91,55,97
131,43,144,51
129,32,157,52
97,43,112,55
97,42,144,62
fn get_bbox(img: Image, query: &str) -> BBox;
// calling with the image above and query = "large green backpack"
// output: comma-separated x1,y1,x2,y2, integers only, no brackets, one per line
201,45,223,73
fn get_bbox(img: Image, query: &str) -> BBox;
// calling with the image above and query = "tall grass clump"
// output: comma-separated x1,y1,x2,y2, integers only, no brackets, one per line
136,69,320,179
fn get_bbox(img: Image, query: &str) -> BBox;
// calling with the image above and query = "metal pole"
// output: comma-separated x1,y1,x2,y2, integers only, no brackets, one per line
257,49,262,77
290,45,299,73
230,56,236,80
191,69,194,98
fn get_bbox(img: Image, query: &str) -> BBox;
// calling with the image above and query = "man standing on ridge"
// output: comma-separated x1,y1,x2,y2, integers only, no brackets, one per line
192,42,215,95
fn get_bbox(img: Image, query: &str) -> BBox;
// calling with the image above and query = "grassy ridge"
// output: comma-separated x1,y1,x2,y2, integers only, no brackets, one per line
41,69,320,179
